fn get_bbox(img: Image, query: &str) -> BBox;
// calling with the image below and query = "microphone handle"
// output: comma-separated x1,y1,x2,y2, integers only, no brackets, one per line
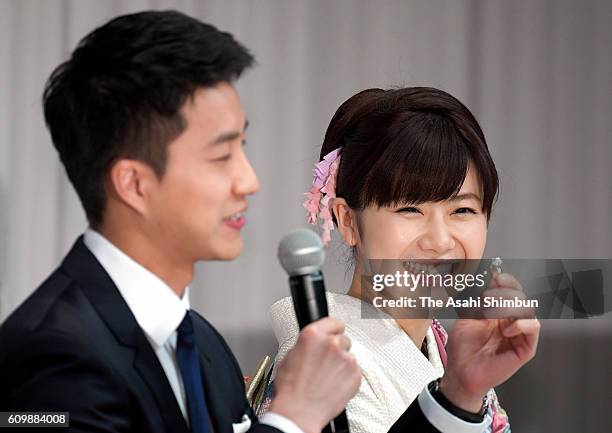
289,272,350,433
289,271,328,328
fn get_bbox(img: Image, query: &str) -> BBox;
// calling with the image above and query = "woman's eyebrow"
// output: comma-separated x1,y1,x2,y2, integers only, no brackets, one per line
449,193,482,202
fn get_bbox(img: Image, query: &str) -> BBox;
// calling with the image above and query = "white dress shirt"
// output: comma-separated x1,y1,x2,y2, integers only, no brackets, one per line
83,229,302,433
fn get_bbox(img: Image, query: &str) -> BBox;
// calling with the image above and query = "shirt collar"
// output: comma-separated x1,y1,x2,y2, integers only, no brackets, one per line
83,228,190,347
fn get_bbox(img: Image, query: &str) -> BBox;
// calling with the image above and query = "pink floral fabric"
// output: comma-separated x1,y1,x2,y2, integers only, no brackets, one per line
302,148,342,245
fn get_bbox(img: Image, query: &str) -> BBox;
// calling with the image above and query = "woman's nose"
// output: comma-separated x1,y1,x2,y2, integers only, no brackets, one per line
417,219,456,255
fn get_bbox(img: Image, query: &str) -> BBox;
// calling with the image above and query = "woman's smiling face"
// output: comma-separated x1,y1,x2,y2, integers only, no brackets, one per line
351,163,488,262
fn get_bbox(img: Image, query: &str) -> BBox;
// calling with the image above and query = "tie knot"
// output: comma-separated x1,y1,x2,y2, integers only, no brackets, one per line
178,312,194,337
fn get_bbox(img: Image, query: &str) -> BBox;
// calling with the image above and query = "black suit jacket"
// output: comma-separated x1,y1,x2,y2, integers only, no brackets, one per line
0,237,279,433
0,237,443,433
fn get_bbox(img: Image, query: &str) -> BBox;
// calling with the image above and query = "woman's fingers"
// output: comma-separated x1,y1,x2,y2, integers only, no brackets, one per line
500,318,541,361
490,272,523,291
501,318,540,339
480,287,536,319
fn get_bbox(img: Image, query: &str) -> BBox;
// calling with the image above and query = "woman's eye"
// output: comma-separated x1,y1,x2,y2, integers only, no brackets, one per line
396,206,422,214
453,207,477,215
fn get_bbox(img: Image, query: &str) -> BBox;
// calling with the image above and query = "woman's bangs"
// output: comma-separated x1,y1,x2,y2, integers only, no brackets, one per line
363,113,471,208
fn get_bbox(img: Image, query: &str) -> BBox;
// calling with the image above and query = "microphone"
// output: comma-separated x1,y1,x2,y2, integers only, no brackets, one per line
277,229,350,433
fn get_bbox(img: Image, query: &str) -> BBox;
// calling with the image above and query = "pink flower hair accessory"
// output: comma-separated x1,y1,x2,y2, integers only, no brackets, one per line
303,148,341,245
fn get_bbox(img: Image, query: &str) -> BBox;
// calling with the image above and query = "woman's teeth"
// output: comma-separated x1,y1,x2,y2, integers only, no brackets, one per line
402,261,453,275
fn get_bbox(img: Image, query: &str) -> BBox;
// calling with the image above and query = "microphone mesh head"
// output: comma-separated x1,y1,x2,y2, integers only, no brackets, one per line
277,229,325,276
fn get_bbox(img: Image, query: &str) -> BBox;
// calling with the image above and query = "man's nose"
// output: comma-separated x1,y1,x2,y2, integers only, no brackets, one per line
233,148,260,196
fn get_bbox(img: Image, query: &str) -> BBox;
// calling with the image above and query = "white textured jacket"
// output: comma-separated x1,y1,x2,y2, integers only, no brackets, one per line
269,292,445,433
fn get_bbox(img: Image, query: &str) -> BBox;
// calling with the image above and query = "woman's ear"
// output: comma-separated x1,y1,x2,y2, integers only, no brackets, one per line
332,197,357,246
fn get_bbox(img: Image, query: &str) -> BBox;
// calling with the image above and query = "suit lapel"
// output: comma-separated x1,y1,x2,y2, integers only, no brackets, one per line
132,341,190,433
61,237,189,433
191,312,233,433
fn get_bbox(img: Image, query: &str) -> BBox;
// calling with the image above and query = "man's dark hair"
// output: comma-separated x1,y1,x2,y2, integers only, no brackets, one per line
43,10,254,227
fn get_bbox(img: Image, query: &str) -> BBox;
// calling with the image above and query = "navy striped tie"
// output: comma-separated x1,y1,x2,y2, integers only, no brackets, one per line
176,312,212,433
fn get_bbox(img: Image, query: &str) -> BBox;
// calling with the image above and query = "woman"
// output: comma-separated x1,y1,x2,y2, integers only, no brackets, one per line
269,87,510,433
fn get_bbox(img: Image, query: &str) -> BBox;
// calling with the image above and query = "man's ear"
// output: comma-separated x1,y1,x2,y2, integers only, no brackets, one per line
332,197,358,246
107,159,157,216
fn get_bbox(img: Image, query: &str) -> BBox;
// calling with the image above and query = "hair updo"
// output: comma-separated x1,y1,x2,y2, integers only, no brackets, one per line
320,87,499,224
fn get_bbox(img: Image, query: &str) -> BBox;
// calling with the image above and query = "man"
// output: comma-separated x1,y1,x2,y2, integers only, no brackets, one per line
0,10,539,433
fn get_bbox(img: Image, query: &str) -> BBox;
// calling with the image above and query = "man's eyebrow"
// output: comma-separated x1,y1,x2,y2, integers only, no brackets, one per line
449,193,482,202
210,119,249,146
